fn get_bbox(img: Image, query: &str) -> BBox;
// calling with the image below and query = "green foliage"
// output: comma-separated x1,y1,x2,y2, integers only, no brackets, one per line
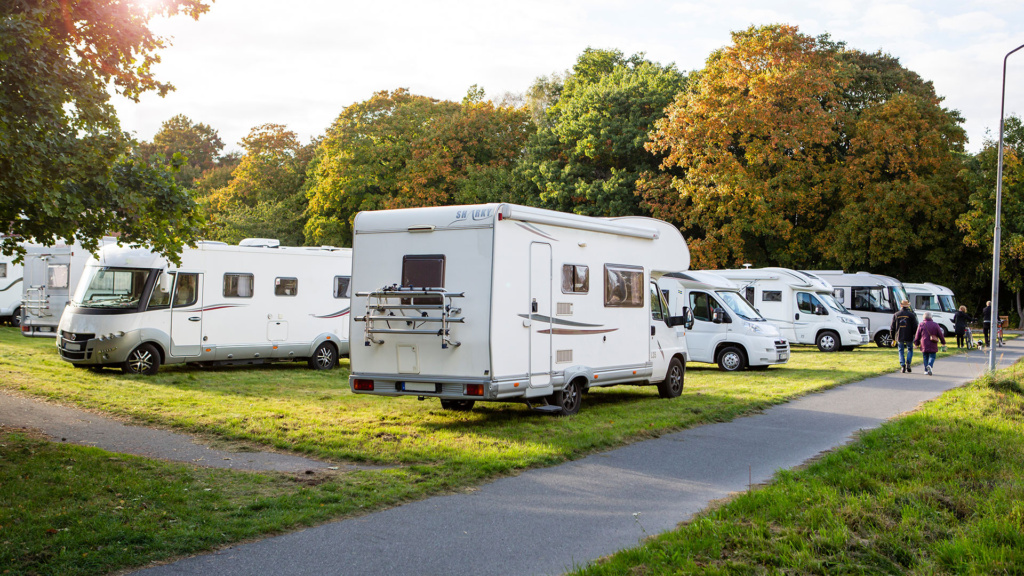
137,114,225,187
516,48,687,217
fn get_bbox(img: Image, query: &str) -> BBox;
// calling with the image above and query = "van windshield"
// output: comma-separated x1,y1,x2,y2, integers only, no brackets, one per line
939,295,957,313
74,266,154,309
717,290,765,321
818,293,850,314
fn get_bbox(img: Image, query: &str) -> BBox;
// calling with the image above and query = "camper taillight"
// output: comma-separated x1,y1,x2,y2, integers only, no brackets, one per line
466,384,484,397
353,379,375,391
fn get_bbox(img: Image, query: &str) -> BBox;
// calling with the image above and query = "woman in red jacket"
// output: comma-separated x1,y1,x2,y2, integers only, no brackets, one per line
914,311,946,375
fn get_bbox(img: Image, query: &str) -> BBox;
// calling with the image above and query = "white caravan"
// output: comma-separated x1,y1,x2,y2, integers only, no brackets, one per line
904,282,956,335
348,203,695,415
657,271,789,371
56,239,352,375
0,242,34,326
803,271,910,347
20,238,117,337
713,268,869,352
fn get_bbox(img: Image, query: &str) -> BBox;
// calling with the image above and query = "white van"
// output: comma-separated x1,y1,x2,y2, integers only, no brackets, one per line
658,271,789,371
804,270,911,347
20,238,117,337
349,203,694,415
56,239,352,374
714,267,869,352
904,282,956,335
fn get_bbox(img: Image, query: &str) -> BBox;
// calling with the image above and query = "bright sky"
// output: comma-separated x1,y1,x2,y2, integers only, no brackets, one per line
114,0,1024,155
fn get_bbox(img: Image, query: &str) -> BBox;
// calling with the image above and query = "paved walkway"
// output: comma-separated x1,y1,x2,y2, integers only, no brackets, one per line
128,340,1023,576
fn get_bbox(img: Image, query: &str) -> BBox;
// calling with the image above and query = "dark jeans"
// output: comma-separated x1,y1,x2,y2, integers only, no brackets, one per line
983,322,991,346
955,328,966,348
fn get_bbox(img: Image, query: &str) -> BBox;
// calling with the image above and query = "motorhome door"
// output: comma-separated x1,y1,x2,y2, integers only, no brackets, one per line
169,273,203,357
529,243,552,388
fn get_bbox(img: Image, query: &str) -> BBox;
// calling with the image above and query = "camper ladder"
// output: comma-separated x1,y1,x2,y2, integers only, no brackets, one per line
22,286,52,317
354,286,465,349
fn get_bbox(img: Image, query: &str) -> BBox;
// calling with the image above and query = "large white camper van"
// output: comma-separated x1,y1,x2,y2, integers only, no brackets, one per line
56,240,352,374
0,243,31,327
657,271,789,370
713,268,869,352
20,238,116,337
348,204,695,416
904,282,956,335
804,271,910,347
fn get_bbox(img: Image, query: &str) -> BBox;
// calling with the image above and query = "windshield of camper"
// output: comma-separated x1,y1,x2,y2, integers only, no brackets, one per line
939,294,957,312
818,292,851,314
74,266,153,309
717,290,765,321
893,285,910,308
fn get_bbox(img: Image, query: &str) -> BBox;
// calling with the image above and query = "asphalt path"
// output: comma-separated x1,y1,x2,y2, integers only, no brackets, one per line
122,341,1024,574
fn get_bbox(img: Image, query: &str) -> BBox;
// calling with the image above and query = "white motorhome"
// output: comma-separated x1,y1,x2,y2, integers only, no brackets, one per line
804,270,911,347
904,282,956,335
348,204,694,416
0,244,30,327
20,238,116,337
657,271,789,370
713,267,869,352
56,239,352,375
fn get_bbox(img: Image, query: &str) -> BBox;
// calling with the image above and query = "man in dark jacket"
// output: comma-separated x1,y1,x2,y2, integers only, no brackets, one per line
981,301,992,347
890,299,919,373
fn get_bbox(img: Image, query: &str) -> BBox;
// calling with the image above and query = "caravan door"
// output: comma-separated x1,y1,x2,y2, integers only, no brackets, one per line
529,243,552,389
169,273,203,357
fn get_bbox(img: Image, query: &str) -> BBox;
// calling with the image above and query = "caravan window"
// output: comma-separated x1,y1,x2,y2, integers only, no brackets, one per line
48,264,70,289
223,273,254,298
650,283,667,321
744,287,754,305
334,276,351,299
914,295,941,311
604,264,643,308
402,255,445,305
0,263,6,278
851,286,895,313
147,272,175,309
762,290,782,302
561,264,589,294
173,274,198,307
275,277,298,296
797,292,826,315
688,291,719,322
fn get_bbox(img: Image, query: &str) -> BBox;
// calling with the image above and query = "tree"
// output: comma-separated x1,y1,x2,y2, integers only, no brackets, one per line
304,88,532,246
0,0,209,261
516,49,687,217
139,114,225,187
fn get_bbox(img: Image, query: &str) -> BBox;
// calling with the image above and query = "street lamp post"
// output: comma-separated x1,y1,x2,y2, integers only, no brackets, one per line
989,42,1024,372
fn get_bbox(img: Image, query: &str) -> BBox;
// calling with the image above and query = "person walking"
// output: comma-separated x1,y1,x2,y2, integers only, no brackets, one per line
981,301,992,347
914,311,946,375
890,299,919,373
952,305,974,349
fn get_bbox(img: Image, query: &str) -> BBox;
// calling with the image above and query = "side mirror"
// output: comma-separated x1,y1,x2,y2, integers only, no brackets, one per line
667,307,695,330
814,304,826,315
712,307,730,324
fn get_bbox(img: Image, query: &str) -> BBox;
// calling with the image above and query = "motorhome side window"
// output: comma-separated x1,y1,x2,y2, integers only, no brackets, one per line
48,264,70,289
223,273,254,298
762,290,782,302
561,264,589,294
851,287,895,313
402,255,445,305
0,263,6,278
173,274,199,307
275,277,298,296
147,272,175,309
744,287,754,304
334,276,351,299
688,291,717,322
797,292,825,315
650,283,666,321
603,264,643,308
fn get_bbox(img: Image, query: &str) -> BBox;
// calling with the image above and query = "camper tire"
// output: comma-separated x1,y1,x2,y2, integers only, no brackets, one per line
308,342,337,370
816,330,840,352
440,399,475,411
551,379,582,416
875,330,894,348
9,306,21,327
658,357,685,398
717,346,747,372
122,343,160,376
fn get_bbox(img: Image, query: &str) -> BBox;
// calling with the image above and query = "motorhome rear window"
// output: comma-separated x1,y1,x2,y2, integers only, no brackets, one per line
334,276,351,299
604,264,643,308
762,290,782,302
223,273,254,298
402,255,445,305
48,264,70,289
275,277,298,297
0,263,6,278
561,264,589,294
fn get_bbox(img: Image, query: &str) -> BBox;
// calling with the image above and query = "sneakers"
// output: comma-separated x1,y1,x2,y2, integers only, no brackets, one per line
926,365,933,375
901,365,906,373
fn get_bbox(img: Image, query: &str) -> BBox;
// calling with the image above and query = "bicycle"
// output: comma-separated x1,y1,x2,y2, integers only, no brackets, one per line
964,326,976,350
997,318,1006,347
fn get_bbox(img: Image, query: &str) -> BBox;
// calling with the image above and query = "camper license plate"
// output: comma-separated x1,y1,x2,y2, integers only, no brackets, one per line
65,343,83,351
778,352,789,361
403,382,436,393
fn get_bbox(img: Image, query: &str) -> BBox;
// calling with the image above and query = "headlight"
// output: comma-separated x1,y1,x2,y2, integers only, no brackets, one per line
839,316,857,324
745,322,779,337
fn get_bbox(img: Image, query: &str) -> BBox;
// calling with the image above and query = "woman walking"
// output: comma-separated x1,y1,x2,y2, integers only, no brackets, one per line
952,305,973,348
914,312,946,375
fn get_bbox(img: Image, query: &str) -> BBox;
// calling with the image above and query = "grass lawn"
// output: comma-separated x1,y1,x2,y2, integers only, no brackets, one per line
573,360,1024,575
0,327,959,574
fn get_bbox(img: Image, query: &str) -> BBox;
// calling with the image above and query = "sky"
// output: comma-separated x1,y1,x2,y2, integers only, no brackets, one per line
114,0,1024,154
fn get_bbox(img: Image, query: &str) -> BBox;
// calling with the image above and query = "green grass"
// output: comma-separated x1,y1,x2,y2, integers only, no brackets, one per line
0,327,958,574
572,360,1024,575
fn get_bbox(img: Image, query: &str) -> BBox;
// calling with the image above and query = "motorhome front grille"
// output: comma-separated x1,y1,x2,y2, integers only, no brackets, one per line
774,341,788,353
61,331,94,343
58,349,87,361
556,349,573,363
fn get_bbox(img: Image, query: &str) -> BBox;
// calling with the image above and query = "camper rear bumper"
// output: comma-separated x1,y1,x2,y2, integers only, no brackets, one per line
350,373,505,400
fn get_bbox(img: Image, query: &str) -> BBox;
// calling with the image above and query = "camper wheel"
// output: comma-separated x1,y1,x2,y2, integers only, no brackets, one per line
440,399,475,411
717,346,747,372
9,306,21,327
875,330,894,348
308,342,337,370
550,379,582,416
816,330,839,352
658,357,685,397
122,343,160,376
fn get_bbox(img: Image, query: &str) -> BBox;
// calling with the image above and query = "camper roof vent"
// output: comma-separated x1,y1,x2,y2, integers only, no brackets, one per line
239,238,280,248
